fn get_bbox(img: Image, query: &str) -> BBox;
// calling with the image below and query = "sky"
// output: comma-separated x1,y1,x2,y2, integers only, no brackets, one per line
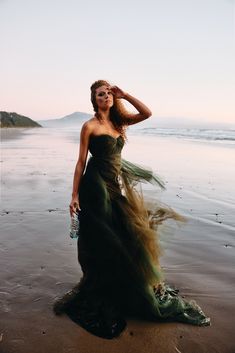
0,0,234,123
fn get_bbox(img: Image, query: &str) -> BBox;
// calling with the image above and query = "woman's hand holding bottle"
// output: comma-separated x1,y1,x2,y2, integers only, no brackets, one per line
69,195,81,217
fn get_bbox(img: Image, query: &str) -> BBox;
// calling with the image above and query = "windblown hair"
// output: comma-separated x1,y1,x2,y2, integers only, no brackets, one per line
90,79,131,141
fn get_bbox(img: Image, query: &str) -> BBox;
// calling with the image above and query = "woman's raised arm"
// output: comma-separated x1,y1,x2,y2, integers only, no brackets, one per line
110,85,152,125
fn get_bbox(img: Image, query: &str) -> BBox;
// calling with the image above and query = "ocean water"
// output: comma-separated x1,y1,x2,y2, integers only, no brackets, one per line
24,124,235,146
128,126,235,145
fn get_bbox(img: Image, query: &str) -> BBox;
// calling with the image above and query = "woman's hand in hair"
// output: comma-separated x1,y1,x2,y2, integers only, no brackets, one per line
110,85,127,99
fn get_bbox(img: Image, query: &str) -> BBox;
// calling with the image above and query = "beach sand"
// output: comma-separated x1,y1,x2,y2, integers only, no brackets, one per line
1,127,235,353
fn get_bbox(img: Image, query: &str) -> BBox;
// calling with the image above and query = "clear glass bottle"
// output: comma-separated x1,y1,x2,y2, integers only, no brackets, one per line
69,210,81,239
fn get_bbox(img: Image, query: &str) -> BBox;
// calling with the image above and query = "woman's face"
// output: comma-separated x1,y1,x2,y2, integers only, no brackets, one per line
95,85,114,110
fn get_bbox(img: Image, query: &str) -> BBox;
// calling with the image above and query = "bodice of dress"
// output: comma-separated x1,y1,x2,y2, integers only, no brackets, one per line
88,134,124,179
86,134,125,196
88,134,124,157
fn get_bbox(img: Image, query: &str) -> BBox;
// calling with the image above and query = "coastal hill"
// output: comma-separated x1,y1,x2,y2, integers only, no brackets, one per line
38,112,92,127
0,111,42,128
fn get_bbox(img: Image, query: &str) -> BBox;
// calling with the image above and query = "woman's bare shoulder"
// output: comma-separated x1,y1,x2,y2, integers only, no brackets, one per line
82,117,100,131
80,117,98,137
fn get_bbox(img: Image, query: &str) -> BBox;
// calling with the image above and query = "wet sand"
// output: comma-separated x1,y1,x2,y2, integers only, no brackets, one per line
1,127,235,353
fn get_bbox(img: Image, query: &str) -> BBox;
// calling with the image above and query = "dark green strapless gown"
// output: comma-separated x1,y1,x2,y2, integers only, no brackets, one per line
53,134,210,339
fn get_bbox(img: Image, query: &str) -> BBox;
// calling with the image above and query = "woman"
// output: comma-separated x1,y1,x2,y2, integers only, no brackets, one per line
53,80,210,339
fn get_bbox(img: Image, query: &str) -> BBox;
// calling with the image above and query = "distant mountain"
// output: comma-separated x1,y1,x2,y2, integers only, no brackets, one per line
37,112,92,127
0,111,42,128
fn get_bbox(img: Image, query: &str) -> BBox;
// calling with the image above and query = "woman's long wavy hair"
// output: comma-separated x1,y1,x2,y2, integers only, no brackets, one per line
90,80,131,142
